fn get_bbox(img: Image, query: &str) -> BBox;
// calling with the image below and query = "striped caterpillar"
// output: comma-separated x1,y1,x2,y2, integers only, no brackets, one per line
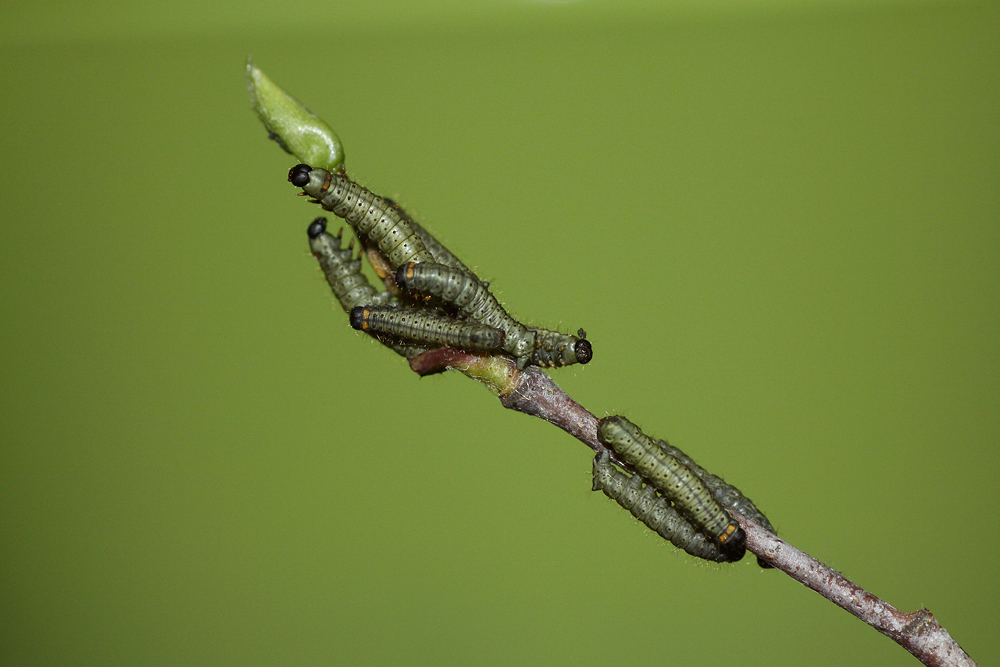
307,217,394,311
350,305,504,352
290,164,434,269
395,262,592,369
597,416,746,561
592,452,730,562
307,217,428,360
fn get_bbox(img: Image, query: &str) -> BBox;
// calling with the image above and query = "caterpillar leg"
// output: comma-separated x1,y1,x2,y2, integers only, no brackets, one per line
307,217,427,360
308,217,395,311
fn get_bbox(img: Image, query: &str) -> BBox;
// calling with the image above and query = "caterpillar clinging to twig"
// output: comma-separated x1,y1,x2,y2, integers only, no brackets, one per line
597,416,746,561
592,452,731,562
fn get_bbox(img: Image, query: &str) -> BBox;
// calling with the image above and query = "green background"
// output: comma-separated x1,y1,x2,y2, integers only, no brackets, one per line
2,2,997,665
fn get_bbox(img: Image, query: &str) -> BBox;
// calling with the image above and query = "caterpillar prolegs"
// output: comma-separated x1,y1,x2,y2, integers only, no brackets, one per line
307,217,394,311
597,416,746,561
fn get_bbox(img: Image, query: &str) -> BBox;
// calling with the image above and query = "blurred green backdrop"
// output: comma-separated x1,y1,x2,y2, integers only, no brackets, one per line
1,2,997,665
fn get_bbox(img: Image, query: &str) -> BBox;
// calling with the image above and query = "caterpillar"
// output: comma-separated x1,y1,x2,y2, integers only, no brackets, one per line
395,261,592,369
597,416,745,560
307,217,394,311
350,305,505,352
307,217,429,360
289,164,435,269
592,452,731,563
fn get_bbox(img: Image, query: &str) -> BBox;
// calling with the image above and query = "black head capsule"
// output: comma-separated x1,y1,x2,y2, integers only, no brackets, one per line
349,306,367,330
394,263,410,288
574,338,593,365
289,163,313,187
307,217,327,239
720,527,747,562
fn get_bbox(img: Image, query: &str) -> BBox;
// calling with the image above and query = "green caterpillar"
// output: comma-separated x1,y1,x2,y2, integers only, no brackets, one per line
592,452,731,563
597,416,745,560
308,217,395,311
290,164,434,269
395,262,592,369
350,305,504,352
307,217,428,360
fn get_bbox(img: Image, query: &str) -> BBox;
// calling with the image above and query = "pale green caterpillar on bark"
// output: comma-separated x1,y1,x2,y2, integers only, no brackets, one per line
290,164,435,269
395,261,592,369
597,416,746,561
592,452,731,563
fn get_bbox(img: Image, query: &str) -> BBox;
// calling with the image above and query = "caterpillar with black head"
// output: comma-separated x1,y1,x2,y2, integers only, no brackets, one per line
290,164,434,269
350,305,505,352
597,416,745,561
307,217,394,311
395,261,592,369
307,217,429,360
592,452,730,562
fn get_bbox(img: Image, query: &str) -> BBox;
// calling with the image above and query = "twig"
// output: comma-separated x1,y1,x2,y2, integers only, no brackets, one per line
411,354,978,667
743,517,977,667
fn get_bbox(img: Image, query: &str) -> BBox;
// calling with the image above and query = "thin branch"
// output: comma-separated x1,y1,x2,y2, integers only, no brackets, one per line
411,354,978,667
742,517,977,667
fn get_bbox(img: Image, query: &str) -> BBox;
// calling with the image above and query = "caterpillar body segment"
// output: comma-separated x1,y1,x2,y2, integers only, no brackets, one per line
592,452,728,562
395,262,592,369
290,164,434,269
350,305,504,352
597,416,745,561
